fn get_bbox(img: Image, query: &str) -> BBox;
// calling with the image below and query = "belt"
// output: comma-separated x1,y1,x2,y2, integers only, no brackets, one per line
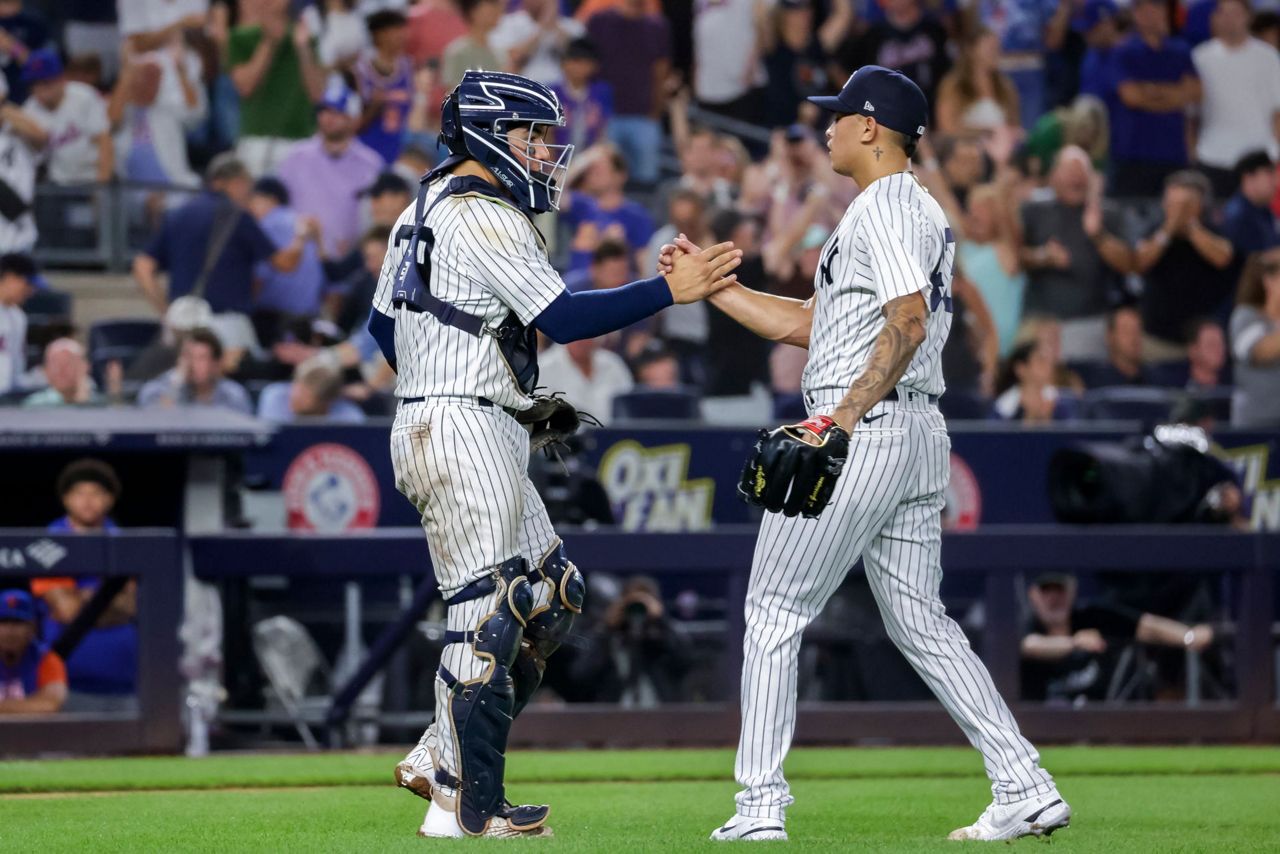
882,388,939,405
398,395,518,416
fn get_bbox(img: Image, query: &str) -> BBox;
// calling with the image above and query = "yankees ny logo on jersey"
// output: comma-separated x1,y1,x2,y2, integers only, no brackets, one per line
818,241,839,289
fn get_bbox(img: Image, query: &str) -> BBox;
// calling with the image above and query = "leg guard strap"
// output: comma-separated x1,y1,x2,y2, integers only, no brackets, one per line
444,576,497,606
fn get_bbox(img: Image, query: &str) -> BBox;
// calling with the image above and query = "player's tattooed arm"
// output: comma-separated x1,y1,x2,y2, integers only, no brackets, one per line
831,291,928,431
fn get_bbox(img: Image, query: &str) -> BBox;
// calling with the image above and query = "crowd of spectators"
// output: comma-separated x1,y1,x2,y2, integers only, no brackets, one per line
0,0,1276,427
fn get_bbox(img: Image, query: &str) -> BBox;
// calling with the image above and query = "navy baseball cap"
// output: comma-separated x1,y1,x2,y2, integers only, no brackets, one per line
22,49,64,84
0,589,35,622
809,65,929,139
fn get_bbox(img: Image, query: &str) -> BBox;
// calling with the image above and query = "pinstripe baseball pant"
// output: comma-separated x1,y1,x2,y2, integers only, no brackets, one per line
390,398,560,787
734,391,1056,821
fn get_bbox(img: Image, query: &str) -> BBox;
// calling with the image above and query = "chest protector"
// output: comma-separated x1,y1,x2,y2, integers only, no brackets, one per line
392,158,540,394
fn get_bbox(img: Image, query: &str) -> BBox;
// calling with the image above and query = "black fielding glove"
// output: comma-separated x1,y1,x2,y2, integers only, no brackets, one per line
738,415,850,519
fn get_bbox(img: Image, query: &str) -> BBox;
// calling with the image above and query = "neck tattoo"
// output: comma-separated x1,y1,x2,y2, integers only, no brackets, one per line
873,146,883,161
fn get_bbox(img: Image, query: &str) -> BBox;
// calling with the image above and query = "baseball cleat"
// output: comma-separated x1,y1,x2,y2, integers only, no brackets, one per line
394,760,434,801
417,799,553,839
947,792,1071,841
710,815,788,841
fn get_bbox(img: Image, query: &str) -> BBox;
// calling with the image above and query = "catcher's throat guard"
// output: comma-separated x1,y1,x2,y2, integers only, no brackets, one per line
739,415,851,519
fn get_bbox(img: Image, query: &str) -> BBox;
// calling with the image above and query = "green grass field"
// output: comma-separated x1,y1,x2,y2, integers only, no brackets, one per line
2,746,1278,852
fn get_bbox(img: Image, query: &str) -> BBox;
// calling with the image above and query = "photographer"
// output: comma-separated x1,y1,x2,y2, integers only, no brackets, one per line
577,576,694,706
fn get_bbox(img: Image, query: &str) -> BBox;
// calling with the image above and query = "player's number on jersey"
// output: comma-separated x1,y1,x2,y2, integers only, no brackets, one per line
929,271,953,314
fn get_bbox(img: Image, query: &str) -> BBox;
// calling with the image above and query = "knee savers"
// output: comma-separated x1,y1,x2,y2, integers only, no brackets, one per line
438,556,534,835
512,542,585,714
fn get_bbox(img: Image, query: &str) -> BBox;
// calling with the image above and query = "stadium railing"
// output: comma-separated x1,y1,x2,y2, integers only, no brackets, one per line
189,526,1280,750
33,181,202,271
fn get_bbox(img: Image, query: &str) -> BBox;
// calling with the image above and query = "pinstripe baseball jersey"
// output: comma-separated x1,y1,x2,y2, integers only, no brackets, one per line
802,171,955,398
372,178,565,411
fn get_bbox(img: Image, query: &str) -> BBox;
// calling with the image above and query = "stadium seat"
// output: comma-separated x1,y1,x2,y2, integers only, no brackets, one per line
1081,386,1181,423
23,288,72,324
88,319,161,384
612,388,701,421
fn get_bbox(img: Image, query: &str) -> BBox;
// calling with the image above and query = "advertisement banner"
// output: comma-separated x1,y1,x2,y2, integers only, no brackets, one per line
245,424,1280,531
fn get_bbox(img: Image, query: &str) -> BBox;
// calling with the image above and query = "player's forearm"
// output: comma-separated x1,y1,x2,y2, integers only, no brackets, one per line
709,284,812,347
1021,634,1075,660
534,278,672,344
831,293,927,429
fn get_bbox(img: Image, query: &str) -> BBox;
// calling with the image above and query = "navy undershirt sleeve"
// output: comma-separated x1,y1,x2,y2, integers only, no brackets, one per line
367,308,397,372
533,276,673,344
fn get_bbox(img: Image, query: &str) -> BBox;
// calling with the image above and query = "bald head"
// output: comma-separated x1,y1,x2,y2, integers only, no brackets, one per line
1050,146,1092,206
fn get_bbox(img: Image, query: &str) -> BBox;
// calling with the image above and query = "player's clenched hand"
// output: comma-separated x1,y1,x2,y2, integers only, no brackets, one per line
662,238,741,304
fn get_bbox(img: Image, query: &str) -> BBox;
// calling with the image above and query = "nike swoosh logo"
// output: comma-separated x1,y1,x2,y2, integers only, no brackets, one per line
1022,799,1064,823
861,413,888,424
741,826,785,838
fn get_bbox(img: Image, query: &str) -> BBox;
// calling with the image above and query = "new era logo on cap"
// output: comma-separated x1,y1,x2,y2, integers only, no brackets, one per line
807,65,929,139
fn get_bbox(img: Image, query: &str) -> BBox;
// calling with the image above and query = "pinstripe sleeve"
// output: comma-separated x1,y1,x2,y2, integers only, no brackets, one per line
372,204,415,317
459,198,566,325
860,194,936,310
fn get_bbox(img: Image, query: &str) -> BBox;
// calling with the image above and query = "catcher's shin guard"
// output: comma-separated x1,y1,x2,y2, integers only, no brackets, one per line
512,541,585,716
438,556,535,835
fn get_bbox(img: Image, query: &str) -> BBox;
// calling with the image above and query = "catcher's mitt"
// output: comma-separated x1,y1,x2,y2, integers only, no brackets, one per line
738,415,850,519
517,393,586,454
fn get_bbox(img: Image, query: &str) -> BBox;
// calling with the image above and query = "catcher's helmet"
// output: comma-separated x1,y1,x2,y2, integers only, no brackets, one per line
439,70,573,213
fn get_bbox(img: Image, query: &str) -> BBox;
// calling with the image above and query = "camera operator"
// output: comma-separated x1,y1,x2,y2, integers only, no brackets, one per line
584,576,694,706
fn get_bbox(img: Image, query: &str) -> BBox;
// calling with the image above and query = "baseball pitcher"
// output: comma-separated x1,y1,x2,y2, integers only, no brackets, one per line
661,66,1071,843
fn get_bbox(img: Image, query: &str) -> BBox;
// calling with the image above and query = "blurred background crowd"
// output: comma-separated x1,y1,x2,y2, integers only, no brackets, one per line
0,0,1277,429
0,0,1261,719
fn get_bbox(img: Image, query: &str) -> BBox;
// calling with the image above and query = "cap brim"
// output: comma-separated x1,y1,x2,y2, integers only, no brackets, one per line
807,95,846,112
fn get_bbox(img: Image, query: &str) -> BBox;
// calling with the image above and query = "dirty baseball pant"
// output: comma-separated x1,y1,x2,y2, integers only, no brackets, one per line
390,398,560,811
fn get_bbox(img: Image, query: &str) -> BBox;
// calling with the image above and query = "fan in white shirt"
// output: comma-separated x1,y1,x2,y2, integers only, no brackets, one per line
536,338,634,425
1193,0,1280,170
